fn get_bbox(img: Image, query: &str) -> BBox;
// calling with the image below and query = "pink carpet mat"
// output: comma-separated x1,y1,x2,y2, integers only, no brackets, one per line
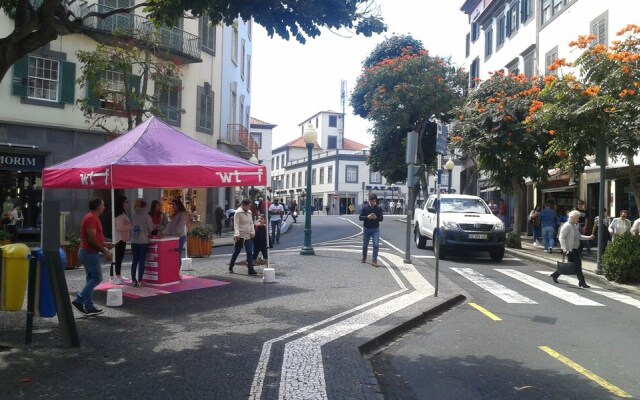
96,275,230,299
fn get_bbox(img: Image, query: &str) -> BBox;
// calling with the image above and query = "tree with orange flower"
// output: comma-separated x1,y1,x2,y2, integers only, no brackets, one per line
350,35,467,194
530,25,640,212
452,72,553,247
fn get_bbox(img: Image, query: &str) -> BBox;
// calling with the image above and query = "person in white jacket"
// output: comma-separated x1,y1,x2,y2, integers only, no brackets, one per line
551,210,594,288
228,199,256,275
608,210,632,240
130,199,153,287
112,196,131,285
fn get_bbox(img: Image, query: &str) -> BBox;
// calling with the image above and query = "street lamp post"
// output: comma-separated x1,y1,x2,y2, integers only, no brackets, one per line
300,124,317,255
445,158,455,194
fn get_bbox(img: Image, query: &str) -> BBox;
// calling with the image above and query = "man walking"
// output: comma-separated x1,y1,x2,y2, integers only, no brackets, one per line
268,198,285,244
359,193,384,267
73,197,113,315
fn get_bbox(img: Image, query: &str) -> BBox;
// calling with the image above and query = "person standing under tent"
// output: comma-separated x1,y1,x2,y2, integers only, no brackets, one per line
112,196,131,285
148,200,168,236
167,199,189,270
130,199,153,287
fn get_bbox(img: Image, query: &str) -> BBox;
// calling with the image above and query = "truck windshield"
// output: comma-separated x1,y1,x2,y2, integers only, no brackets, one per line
441,198,491,214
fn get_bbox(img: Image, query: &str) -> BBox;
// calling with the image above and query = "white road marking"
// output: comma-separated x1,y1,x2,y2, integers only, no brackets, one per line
535,271,640,309
249,250,431,399
414,255,436,259
277,252,433,400
502,257,521,261
451,267,537,304
496,269,604,306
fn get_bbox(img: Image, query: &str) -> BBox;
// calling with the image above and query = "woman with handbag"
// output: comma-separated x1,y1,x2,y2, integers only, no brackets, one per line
551,210,594,288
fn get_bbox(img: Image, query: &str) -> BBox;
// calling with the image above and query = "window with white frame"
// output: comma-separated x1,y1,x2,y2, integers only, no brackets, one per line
286,174,290,188
297,172,302,187
329,115,338,127
370,171,382,184
320,168,325,184
312,169,316,185
465,33,470,57
100,69,125,109
247,55,251,91
346,165,358,183
28,56,59,102
275,156,279,170
327,136,337,149
470,58,480,88
328,166,333,183
471,21,480,42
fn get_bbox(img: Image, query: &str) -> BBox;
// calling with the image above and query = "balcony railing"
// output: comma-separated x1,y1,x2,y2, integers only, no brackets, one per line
227,124,259,157
79,4,201,62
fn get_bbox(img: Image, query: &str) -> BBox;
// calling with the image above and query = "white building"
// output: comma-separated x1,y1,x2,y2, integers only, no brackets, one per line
460,0,640,224
271,111,409,214
0,4,255,231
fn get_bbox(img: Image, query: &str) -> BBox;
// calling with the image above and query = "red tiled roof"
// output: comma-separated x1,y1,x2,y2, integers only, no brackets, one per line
342,138,368,150
283,136,321,149
250,117,276,127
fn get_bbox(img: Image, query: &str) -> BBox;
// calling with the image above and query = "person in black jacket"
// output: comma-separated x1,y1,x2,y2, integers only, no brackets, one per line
252,215,269,265
359,193,384,267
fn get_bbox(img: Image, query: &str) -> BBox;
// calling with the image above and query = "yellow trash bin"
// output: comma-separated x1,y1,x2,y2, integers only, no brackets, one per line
1,243,30,311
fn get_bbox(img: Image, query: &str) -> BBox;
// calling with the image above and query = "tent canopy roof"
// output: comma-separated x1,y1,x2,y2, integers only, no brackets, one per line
43,117,266,189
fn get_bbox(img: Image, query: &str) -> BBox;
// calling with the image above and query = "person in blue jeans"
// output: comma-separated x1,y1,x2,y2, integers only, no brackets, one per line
73,197,113,315
359,193,384,267
130,198,153,287
539,201,558,253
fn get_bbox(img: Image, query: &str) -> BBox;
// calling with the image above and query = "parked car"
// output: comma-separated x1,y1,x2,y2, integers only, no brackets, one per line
413,194,506,261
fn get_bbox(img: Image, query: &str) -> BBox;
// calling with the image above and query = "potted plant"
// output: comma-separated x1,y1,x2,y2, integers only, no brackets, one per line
187,225,214,257
62,232,81,269
0,229,11,245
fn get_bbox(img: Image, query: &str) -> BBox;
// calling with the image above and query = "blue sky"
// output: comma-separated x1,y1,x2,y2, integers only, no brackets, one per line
251,0,469,148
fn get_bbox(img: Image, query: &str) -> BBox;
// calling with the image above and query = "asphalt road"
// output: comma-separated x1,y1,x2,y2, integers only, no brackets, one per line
372,215,640,400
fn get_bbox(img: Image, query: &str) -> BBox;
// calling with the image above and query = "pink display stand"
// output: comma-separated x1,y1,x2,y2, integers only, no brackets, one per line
143,237,180,286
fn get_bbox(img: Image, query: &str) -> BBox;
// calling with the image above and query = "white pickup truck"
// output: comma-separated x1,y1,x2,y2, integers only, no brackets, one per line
413,194,506,261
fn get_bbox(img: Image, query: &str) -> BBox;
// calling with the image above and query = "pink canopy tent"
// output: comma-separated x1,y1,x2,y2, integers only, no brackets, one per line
42,117,266,189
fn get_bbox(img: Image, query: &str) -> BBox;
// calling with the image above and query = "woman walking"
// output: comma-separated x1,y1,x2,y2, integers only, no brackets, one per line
551,210,594,288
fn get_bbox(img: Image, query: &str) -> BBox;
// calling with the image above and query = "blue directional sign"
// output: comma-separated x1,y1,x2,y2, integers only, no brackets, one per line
436,123,448,155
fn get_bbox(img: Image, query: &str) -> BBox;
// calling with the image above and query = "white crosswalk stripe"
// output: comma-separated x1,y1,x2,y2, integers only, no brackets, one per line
496,269,604,306
535,271,640,309
451,267,538,304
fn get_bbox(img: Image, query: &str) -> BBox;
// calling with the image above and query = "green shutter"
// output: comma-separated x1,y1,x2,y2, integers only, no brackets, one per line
12,56,29,97
87,74,100,108
60,61,76,104
127,74,141,110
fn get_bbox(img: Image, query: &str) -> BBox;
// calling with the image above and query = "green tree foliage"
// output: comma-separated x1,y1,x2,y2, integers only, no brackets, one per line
452,72,554,245
350,35,466,192
75,32,183,135
529,25,640,212
0,0,386,83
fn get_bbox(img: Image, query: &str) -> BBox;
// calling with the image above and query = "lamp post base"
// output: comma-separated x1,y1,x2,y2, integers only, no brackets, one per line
300,247,315,256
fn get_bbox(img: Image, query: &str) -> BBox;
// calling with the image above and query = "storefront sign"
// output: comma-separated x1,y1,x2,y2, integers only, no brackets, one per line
0,153,45,172
366,185,400,191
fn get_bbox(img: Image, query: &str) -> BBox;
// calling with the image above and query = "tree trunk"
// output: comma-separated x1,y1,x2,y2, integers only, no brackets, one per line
510,176,523,249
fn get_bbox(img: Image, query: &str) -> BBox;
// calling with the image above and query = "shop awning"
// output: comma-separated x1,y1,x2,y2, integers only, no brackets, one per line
480,186,499,193
541,185,577,193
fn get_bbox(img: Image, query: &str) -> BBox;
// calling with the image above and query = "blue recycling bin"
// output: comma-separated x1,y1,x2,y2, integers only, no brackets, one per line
36,248,66,318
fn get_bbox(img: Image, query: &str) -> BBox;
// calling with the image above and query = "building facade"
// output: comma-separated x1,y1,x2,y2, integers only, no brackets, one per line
271,111,409,215
460,0,640,228
0,4,255,235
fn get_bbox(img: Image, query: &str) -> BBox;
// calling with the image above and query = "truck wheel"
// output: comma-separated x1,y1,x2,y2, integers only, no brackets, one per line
490,247,505,262
414,226,427,249
434,234,447,260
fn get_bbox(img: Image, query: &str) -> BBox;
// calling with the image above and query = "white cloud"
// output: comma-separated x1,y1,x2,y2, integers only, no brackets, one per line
251,0,468,148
